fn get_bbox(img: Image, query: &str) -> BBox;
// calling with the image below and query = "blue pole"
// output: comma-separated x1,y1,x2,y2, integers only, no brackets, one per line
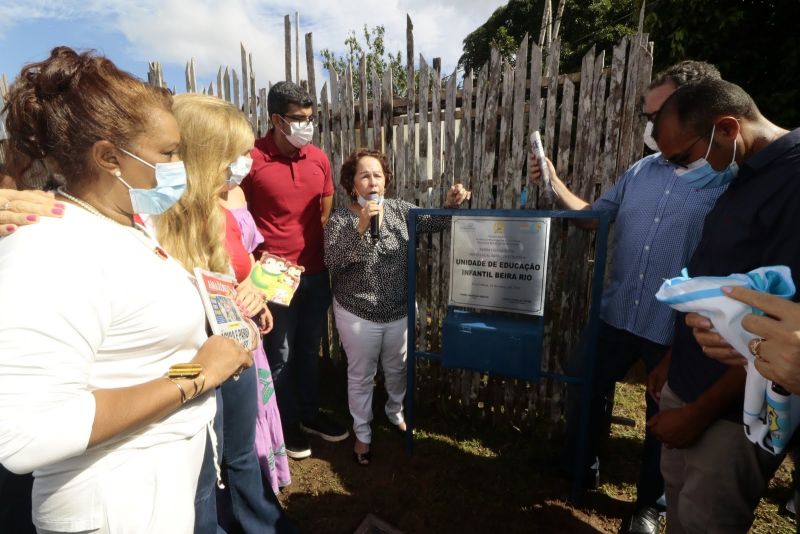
570,212,610,504
404,210,419,455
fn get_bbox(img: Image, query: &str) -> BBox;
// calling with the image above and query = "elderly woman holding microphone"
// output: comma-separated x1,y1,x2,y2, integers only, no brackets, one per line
324,149,470,465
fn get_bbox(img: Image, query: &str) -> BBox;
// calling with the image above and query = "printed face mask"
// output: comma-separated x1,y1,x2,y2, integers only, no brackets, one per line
117,148,187,214
227,155,253,188
643,121,659,152
279,115,314,148
674,124,739,189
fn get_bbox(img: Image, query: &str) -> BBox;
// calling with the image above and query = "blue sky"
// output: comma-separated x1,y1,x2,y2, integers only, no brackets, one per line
0,0,508,95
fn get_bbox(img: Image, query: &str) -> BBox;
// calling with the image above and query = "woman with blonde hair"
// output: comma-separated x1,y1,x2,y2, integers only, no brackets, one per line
159,93,291,532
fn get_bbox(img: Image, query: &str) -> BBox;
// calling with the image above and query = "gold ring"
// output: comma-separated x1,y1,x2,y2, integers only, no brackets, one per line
748,338,764,358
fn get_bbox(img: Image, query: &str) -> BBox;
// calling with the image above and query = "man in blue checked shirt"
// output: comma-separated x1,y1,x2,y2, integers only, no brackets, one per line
529,61,724,534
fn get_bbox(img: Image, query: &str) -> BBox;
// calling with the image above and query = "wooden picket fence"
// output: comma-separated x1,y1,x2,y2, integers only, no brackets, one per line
1,5,654,427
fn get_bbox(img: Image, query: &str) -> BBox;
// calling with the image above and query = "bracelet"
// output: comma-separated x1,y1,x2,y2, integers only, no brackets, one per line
188,373,206,401
168,377,188,404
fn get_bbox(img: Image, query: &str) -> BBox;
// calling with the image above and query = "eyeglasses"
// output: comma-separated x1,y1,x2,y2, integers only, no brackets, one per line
639,108,661,122
666,133,708,169
282,114,315,128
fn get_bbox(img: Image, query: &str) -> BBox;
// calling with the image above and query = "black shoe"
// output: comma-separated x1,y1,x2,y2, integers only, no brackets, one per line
284,427,311,459
300,414,349,442
620,506,661,534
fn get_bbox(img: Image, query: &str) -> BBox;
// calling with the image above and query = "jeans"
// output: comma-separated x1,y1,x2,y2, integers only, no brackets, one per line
194,367,292,534
0,466,34,534
264,270,332,429
564,321,668,507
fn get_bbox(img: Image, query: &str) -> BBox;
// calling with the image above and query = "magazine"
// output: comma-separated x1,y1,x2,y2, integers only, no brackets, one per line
248,253,305,306
194,268,260,351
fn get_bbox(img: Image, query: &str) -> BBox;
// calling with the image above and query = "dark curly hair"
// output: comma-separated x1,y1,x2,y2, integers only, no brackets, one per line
649,60,721,90
340,149,393,200
3,46,172,185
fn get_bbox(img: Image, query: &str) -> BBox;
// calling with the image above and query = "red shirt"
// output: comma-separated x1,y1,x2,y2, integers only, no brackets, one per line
223,208,252,283
242,130,333,274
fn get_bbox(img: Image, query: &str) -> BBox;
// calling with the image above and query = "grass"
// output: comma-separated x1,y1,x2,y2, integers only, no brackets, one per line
277,359,796,533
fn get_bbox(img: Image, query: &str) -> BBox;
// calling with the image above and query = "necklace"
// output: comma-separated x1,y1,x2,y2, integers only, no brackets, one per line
56,186,169,260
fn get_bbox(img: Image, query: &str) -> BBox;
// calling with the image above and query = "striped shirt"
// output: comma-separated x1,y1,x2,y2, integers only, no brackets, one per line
593,153,726,345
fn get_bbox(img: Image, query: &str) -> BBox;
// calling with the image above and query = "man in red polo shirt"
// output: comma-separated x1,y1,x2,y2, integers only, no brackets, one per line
242,81,348,459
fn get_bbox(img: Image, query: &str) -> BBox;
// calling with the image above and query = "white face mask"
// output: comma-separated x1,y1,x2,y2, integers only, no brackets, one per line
279,116,314,148
227,155,253,188
643,121,659,152
357,193,384,207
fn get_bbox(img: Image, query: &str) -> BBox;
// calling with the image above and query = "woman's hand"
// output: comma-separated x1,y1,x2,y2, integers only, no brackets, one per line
445,183,471,208
357,200,382,235
234,277,266,318
191,335,254,390
0,189,64,236
257,305,273,334
723,285,800,395
686,312,747,365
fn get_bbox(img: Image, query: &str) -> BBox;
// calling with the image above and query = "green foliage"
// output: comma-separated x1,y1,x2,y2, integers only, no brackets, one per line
459,0,641,74
321,25,407,98
645,0,799,128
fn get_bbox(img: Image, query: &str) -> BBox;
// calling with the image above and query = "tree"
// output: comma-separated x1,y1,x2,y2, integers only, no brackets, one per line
459,0,641,74
645,0,799,128
321,25,407,98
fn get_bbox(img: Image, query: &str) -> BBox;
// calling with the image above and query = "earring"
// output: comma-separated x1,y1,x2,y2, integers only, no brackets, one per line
113,170,122,178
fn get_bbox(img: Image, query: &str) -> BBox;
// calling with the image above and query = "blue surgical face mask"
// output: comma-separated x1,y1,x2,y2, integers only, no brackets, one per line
227,155,253,188
117,148,187,214
675,124,739,189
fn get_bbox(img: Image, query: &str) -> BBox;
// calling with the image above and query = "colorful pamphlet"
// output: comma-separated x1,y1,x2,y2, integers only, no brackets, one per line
194,268,259,351
248,253,304,306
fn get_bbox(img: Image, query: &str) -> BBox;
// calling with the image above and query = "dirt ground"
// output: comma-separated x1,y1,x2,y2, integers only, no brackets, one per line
276,361,796,533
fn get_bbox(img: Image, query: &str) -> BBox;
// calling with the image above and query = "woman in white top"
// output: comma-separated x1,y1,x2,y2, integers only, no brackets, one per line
0,47,252,533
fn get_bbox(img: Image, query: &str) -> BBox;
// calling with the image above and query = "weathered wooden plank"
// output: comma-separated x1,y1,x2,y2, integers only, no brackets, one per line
344,61,356,156
497,61,515,209
216,67,223,99
603,36,628,188
632,34,654,163
573,46,595,194
320,81,331,163
526,42,543,208
478,48,502,210
294,12,300,84
405,16,416,203
431,63,442,202
556,77,575,179
586,50,606,200
358,54,369,149
241,44,250,122
329,69,344,206
508,35,529,210
470,64,488,205
223,67,232,103
417,56,430,206
284,15,292,82
543,39,561,163
444,68,457,187
616,36,641,177
459,70,473,184
248,54,258,133
232,69,240,108
371,69,382,151
393,113,404,199
381,68,394,173
258,87,268,136
305,33,319,147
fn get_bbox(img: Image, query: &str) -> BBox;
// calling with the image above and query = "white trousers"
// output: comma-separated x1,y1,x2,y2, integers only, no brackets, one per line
333,299,407,444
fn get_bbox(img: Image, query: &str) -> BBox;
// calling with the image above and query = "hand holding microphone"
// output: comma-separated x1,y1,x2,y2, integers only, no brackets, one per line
357,194,382,239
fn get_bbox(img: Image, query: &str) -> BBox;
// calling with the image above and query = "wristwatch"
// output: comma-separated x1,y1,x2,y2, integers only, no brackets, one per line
167,363,204,379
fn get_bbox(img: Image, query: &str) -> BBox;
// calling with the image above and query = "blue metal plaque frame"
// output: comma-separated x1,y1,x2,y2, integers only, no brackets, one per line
404,208,611,504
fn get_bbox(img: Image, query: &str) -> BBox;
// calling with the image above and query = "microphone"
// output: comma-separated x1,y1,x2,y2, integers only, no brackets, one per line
368,193,381,240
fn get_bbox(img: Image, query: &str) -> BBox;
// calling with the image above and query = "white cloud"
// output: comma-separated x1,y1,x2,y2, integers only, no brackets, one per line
0,0,508,95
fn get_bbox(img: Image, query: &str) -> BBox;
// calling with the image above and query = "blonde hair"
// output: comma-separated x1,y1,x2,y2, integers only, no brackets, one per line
157,94,255,273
